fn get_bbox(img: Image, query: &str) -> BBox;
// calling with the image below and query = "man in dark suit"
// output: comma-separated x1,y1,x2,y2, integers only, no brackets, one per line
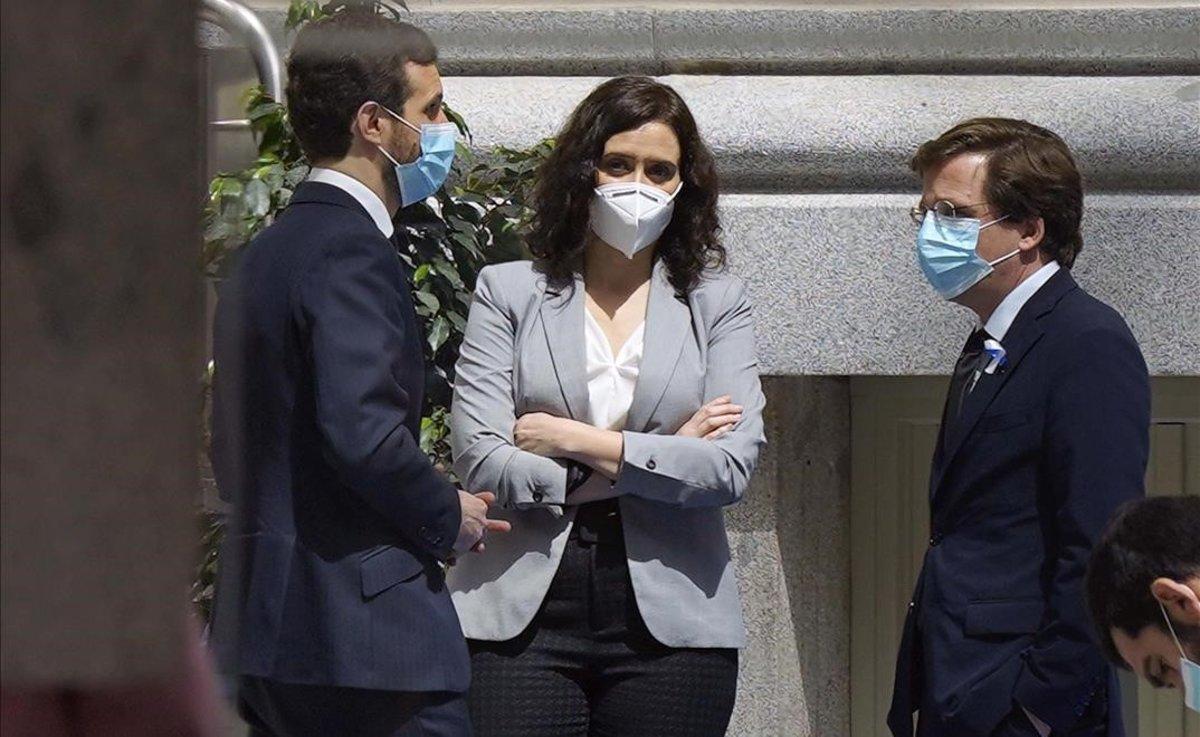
1085,495,1200,708
889,118,1150,737
210,11,508,736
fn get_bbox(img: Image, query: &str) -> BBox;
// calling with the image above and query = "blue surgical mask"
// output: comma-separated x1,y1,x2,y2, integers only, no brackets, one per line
1160,601,1200,712
916,211,1015,300
375,104,457,207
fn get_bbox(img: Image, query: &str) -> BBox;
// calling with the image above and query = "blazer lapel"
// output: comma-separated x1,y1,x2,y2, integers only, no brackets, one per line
539,274,589,421
625,261,690,432
930,269,1079,504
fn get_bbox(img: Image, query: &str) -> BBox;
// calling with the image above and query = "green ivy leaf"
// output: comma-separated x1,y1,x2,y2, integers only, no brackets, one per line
428,314,450,351
413,290,440,312
431,258,465,290
443,102,472,143
248,101,280,122
284,163,310,187
219,179,244,199
244,179,271,218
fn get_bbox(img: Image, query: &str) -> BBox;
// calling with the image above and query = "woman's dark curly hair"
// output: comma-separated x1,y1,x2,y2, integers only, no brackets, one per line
527,76,725,294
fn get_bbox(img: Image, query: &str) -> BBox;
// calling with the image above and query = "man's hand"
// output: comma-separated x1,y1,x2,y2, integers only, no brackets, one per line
514,412,574,457
454,490,512,554
676,395,743,440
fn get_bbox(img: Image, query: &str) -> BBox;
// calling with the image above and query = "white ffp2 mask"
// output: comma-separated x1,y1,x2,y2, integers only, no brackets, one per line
589,181,682,259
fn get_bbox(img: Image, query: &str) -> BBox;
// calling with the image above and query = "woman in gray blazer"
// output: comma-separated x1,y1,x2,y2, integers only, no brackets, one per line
447,76,766,737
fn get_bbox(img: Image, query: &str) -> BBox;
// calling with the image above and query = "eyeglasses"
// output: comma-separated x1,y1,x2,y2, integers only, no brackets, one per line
909,199,992,226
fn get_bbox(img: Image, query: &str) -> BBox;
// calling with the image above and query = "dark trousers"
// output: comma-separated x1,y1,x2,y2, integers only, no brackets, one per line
237,675,471,737
466,499,739,737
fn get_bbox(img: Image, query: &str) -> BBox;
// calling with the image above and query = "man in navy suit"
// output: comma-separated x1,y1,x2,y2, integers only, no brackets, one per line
889,118,1150,737
210,11,508,736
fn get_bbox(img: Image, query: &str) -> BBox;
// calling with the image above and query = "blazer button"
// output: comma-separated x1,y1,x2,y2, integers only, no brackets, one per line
929,532,942,546
532,490,544,503
646,459,657,470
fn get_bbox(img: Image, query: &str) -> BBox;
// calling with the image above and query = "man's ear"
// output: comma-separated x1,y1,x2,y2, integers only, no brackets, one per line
1017,215,1045,254
1151,577,1200,627
351,101,387,147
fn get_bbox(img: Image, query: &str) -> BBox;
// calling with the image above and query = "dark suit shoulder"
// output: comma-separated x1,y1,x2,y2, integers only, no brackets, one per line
277,201,398,284
1040,279,1145,377
1051,280,1133,332
281,198,388,252
1044,281,1139,349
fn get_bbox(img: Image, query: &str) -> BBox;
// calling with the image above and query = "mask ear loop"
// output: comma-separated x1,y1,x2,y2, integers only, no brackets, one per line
1161,600,1190,659
980,215,1020,267
376,102,422,135
367,101,416,169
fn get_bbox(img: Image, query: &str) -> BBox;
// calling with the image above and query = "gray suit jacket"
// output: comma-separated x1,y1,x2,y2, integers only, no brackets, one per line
447,259,766,648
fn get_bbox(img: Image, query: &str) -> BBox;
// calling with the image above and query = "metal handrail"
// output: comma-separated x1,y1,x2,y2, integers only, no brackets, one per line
200,0,283,129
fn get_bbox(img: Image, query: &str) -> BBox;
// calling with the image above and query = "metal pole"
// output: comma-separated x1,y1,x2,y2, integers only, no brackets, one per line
200,0,283,128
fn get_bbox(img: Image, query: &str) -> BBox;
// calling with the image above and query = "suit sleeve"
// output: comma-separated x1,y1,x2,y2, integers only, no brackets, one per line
1013,324,1150,732
613,279,767,508
299,237,461,561
450,267,569,511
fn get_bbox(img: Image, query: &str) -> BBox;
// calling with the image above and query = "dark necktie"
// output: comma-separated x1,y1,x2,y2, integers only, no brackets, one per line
946,329,989,423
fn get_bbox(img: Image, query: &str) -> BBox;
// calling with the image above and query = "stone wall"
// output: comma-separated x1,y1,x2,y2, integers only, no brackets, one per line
203,3,1200,379
729,376,851,737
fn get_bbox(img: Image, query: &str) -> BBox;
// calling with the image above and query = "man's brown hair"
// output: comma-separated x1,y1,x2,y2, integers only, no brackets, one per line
912,118,1084,268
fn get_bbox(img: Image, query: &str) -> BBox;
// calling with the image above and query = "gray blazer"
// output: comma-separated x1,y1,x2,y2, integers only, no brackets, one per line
447,259,766,648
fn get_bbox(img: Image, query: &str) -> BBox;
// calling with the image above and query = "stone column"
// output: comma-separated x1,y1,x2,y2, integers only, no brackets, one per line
727,377,852,737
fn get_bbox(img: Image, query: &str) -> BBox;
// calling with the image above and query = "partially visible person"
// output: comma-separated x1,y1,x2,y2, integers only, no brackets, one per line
888,118,1150,737
209,10,508,737
1086,495,1200,712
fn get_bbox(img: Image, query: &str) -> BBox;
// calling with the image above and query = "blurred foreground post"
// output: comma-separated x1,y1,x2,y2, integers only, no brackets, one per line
1,0,212,734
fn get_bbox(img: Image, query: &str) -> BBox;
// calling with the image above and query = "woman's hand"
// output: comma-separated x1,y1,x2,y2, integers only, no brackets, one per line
514,412,575,457
676,395,743,440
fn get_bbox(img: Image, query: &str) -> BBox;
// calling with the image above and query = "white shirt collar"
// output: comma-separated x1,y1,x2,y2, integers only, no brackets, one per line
983,261,1061,342
307,167,394,239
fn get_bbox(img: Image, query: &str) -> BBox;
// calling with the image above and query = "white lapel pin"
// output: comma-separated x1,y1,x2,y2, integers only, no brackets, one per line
983,339,1008,375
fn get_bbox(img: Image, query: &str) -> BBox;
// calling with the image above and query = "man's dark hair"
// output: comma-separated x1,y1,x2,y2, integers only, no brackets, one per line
285,9,437,162
1085,496,1200,666
911,117,1084,268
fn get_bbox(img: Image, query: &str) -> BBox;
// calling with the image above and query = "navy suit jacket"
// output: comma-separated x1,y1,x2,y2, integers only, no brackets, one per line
888,269,1149,737
209,181,469,693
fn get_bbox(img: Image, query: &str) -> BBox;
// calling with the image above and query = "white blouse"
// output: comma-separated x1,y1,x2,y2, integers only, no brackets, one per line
567,308,645,504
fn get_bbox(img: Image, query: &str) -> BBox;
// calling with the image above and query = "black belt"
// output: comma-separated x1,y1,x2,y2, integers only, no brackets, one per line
569,498,622,546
